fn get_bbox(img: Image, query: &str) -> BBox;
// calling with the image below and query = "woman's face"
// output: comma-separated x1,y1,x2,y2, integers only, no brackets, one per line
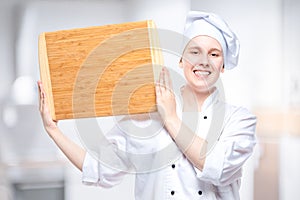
180,35,224,93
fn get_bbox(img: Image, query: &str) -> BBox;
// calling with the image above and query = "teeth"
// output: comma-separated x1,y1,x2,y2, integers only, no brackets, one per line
194,71,210,76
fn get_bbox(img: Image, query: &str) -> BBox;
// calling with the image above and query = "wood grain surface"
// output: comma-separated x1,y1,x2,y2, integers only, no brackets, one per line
39,20,163,120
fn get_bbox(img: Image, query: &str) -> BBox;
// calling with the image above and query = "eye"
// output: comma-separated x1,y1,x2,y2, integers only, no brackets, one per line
190,50,199,55
210,52,220,57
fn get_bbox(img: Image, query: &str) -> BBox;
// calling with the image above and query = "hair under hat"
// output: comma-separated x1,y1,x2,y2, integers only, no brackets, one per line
183,11,240,70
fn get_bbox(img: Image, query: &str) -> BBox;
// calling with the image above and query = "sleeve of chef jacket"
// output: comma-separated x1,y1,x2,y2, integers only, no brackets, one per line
195,106,257,186
81,124,132,188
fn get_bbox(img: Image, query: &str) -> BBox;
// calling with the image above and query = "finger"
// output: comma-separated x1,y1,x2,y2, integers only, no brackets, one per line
155,81,161,96
164,67,173,90
38,82,48,112
37,81,43,111
162,67,168,88
159,68,165,92
162,67,171,96
162,67,166,87
38,81,45,94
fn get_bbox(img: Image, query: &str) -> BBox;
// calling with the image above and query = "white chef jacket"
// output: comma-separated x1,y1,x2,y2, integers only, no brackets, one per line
81,89,257,200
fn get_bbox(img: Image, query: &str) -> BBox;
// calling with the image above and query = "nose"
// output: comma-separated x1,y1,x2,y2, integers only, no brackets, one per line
196,53,209,68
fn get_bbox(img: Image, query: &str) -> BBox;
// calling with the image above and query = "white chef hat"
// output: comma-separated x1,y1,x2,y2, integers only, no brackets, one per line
182,11,240,70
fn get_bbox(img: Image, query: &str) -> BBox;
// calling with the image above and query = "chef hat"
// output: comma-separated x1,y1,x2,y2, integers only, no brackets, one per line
183,11,240,70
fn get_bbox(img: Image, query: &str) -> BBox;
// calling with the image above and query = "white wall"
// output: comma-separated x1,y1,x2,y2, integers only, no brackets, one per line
282,0,300,107
279,136,300,200
280,1,300,199
0,0,17,100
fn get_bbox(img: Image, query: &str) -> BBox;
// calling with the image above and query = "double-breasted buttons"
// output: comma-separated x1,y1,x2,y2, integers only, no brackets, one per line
170,164,176,196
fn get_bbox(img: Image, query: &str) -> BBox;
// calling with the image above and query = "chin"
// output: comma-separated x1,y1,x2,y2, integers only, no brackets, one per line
188,83,214,94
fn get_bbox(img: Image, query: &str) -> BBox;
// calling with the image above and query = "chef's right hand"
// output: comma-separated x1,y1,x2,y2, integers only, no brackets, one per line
37,81,58,134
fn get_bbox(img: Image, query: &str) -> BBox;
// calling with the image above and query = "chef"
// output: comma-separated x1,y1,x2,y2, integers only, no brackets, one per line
38,11,257,200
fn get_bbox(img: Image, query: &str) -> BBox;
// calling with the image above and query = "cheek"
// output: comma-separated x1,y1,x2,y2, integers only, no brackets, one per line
180,59,193,70
211,58,224,71
182,53,198,66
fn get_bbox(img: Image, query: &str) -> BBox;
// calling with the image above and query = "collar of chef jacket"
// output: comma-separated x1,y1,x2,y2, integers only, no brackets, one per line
178,88,225,153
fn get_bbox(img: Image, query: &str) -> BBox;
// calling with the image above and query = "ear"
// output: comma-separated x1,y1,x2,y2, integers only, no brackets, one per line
179,58,183,69
220,64,225,73
221,66,225,73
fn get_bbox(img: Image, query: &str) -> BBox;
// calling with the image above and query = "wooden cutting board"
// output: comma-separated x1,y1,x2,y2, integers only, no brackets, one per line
39,20,163,120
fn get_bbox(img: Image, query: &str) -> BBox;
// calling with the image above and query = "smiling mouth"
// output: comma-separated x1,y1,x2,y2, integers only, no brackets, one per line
193,69,211,76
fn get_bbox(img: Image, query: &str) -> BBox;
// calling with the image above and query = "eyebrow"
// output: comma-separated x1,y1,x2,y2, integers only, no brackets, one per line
187,46,222,52
209,48,222,52
187,45,200,50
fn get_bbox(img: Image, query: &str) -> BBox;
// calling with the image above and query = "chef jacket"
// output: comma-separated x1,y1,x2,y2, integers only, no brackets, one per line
81,89,257,200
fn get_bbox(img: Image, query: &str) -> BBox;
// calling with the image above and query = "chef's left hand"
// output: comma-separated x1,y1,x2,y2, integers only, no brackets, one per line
156,67,177,123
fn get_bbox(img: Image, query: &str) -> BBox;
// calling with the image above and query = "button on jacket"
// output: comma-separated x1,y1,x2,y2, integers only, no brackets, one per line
81,90,257,200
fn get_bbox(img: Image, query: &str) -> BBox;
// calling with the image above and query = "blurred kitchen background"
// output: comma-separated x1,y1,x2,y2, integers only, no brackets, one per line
0,0,299,199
